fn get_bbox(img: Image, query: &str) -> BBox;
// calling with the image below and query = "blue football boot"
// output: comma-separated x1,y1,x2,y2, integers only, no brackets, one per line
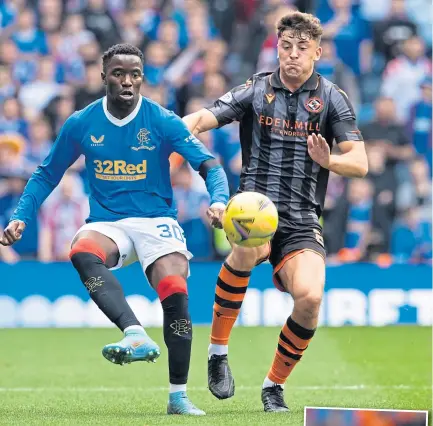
167,391,206,416
102,328,160,365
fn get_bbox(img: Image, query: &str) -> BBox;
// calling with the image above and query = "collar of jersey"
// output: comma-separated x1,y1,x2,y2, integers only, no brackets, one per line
270,68,319,93
102,95,142,127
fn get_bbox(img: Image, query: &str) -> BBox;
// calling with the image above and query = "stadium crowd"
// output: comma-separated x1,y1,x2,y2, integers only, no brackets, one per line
0,0,431,265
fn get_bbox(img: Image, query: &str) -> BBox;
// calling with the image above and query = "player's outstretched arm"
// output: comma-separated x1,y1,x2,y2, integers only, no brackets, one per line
182,108,219,136
1,115,82,244
198,159,229,228
310,85,368,178
167,112,230,227
328,140,368,177
183,78,254,135
307,134,368,178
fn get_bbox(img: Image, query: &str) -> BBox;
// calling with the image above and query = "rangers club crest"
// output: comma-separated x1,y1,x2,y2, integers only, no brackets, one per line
170,319,191,336
132,128,155,151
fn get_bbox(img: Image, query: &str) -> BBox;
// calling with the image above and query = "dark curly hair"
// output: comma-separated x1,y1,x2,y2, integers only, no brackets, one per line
102,43,144,72
277,11,323,43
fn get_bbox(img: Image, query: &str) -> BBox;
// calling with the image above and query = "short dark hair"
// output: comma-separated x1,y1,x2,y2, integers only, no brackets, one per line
102,43,144,72
277,11,323,43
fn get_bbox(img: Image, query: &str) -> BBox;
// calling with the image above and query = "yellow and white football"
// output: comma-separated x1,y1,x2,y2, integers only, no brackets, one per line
222,192,278,248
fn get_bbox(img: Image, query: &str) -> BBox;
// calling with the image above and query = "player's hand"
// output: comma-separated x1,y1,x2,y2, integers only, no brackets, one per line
0,220,26,246
307,133,330,169
206,202,225,229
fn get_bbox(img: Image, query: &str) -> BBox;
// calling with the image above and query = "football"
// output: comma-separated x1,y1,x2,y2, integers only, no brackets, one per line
222,192,278,248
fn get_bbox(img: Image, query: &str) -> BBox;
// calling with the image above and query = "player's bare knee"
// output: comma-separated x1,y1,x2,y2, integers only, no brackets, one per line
228,244,268,271
227,247,256,270
298,292,323,310
71,231,119,268
147,252,189,288
293,287,323,322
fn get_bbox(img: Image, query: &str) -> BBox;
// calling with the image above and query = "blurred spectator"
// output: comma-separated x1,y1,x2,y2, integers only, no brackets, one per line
202,72,227,102
256,3,297,73
44,95,76,138
37,0,64,33
405,0,433,49
318,0,373,76
25,118,53,165
74,62,105,110
0,97,28,138
208,0,237,43
0,1,17,35
0,65,17,101
0,133,26,176
143,41,170,86
118,9,144,48
408,77,432,174
360,0,392,22
184,0,219,47
39,172,89,262
83,0,121,51
18,56,64,116
184,38,228,97
372,0,418,65
78,39,102,65
361,97,413,177
203,39,228,76
339,178,374,262
157,19,181,60
392,207,432,263
397,156,432,218
133,0,163,43
394,157,432,263
0,39,38,85
11,8,48,56
56,38,89,87
381,35,432,122
366,143,396,259
322,172,347,259
58,14,96,62
315,37,360,111
211,123,242,195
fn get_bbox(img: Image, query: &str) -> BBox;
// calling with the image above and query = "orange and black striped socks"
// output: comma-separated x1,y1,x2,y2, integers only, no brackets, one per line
209,262,250,351
264,316,316,387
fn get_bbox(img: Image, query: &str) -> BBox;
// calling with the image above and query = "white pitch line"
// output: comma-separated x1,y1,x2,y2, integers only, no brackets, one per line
0,385,431,392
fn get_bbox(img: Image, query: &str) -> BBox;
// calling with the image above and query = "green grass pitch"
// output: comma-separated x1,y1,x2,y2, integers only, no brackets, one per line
0,327,431,425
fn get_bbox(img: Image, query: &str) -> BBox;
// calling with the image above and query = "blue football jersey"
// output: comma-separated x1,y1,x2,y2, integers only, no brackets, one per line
11,96,223,224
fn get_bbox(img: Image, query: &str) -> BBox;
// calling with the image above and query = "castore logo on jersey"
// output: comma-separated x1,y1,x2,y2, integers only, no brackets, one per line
90,135,104,146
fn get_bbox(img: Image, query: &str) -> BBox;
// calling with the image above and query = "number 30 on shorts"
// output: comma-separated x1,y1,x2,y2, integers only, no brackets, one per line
157,224,185,243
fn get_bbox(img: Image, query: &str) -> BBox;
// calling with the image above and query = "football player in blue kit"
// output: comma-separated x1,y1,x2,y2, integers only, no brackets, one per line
0,44,229,416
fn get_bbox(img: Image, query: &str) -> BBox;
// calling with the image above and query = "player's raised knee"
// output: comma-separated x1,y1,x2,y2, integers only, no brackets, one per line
229,244,269,270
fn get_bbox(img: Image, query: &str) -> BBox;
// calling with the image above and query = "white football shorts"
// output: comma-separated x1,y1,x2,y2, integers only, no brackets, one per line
72,217,193,277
